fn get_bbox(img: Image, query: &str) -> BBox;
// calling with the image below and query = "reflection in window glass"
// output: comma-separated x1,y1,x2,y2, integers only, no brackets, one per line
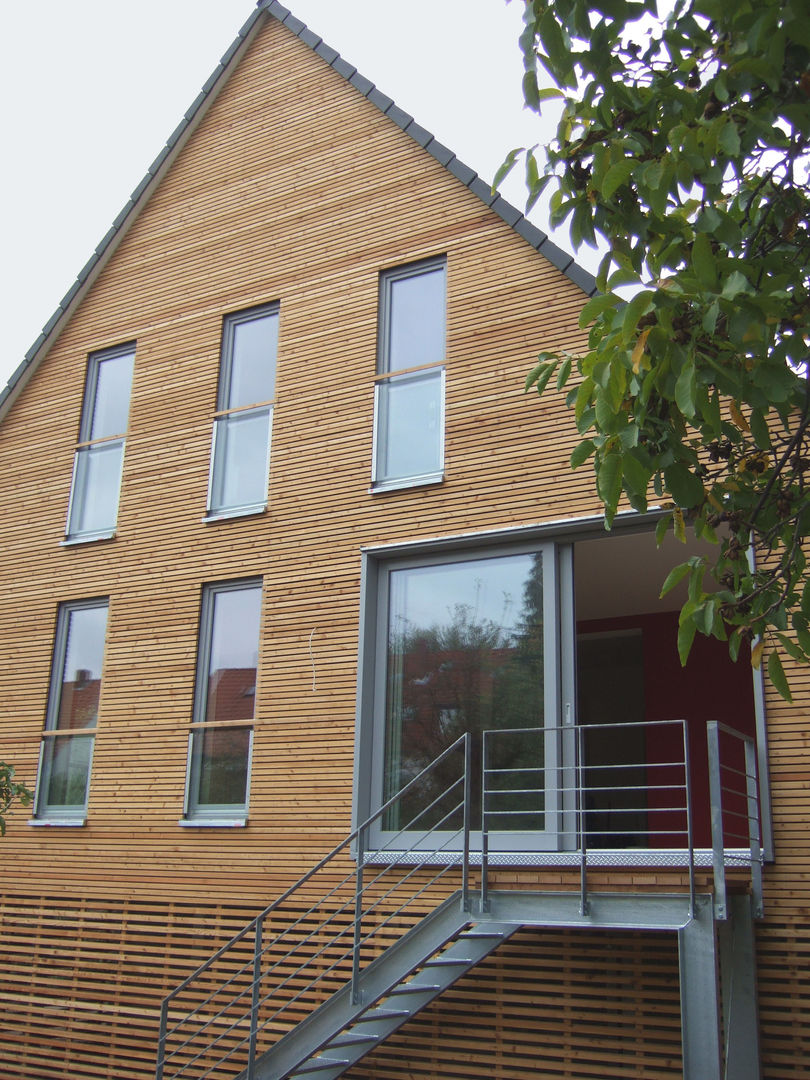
209,409,271,513
36,600,109,819
376,370,442,483
186,581,261,818
66,345,134,540
374,261,445,487
208,306,278,515
68,442,125,538
383,552,545,830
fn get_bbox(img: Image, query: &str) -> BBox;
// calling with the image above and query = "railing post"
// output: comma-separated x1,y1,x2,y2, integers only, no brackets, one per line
481,731,489,913
744,736,764,918
682,720,695,920
462,732,472,912
576,724,588,916
156,999,168,1080
706,721,727,921
247,916,263,1080
351,824,366,1005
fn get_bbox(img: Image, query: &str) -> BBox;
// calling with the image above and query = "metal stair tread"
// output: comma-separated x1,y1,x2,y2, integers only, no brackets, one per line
327,1032,380,1047
290,1056,351,1074
423,955,474,965
387,982,442,995
356,1006,412,1021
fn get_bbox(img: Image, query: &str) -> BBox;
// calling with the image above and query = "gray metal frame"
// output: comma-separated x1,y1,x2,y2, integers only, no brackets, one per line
183,578,262,822
371,257,447,491
33,597,109,821
358,539,564,853
206,303,279,516
65,342,135,542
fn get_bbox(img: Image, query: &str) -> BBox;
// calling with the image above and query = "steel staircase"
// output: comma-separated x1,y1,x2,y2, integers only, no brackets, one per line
258,896,519,1080
156,723,765,1080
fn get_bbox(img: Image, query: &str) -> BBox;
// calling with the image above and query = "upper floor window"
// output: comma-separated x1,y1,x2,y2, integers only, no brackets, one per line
66,344,135,541
34,599,109,822
372,259,446,491
207,305,279,518
183,579,262,823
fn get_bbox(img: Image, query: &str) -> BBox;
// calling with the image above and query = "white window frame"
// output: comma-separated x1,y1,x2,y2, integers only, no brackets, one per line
371,258,446,492
33,598,109,823
64,343,135,543
182,578,261,825
205,304,279,521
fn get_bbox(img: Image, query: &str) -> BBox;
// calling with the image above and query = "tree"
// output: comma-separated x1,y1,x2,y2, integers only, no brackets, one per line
500,0,810,697
0,762,33,835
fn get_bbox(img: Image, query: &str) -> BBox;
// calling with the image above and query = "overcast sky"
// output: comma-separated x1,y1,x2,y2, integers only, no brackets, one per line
1,0,572,388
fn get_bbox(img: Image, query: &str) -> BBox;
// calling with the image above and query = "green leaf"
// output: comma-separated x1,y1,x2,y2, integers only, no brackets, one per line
767,648,793,702
677,616,697,666
570,440,596,469
718,120,741,156
621,291,654,344
556,357,573,390
602,158,637,200
692,233,718,291
750,409,772,451
664,464,705,508
493,148,522,190
674,360,697,419
597,452,623,518
722,271,750,300
655,513,671,546
578,292,620,328
539,8,568,70
777,633,806,664
660,561,691,597
535,87,565,102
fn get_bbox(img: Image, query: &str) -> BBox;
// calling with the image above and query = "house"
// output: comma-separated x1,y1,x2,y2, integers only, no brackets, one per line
0,2,805,1078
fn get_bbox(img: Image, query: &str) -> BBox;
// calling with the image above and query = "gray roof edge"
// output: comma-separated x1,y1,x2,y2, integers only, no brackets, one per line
1,4,268,418
258,1,595,297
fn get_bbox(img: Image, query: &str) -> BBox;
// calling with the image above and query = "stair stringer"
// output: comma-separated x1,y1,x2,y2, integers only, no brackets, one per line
246,892,520,1080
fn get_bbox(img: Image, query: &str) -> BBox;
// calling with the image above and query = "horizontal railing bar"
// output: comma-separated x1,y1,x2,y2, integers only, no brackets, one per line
164,736,469,1003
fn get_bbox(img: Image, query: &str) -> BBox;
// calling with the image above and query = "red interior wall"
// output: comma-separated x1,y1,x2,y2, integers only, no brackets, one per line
577,611,756,847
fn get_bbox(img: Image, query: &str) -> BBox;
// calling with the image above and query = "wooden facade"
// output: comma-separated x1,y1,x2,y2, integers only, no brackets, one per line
0,4,807,1078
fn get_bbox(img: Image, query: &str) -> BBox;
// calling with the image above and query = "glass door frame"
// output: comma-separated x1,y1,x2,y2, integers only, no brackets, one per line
356,539,575,855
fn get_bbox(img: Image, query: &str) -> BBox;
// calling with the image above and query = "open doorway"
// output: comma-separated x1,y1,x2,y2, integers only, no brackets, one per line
574,529,759,849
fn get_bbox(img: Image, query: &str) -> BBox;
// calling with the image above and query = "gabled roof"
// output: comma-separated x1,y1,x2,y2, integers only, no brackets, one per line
1,0,596,418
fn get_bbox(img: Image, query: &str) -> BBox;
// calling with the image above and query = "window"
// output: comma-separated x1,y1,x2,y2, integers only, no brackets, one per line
66,344,135,541
372,259,446,490
184,580,262,822
356,541,563,851
34,599,109,821
207,305,279,517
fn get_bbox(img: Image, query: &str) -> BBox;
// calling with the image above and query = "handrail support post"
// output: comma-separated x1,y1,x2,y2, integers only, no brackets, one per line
248,915,263,1080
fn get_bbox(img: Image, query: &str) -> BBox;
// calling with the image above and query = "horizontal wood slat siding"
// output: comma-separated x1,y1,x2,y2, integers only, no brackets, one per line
0,12,807,1080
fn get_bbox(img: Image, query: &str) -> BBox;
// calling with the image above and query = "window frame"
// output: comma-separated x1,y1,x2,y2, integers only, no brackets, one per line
181,578,262,825
32,597,110,824
354,538,565,854
64,343,135,543
205,304,279,521
371,258,447,493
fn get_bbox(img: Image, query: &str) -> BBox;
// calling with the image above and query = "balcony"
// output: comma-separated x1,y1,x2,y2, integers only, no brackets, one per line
156,719,764,1080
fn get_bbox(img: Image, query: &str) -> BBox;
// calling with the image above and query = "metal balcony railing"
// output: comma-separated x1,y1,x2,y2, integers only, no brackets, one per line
481,719,696,916
156,719,764,1080
707,721,764,920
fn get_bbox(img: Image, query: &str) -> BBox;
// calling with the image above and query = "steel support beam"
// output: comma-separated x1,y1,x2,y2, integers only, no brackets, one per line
719,895,761,1080
679,894,722,1080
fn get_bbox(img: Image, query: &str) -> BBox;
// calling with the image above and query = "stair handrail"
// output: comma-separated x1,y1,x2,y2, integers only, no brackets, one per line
706,720,764,921
157,732,471,1080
